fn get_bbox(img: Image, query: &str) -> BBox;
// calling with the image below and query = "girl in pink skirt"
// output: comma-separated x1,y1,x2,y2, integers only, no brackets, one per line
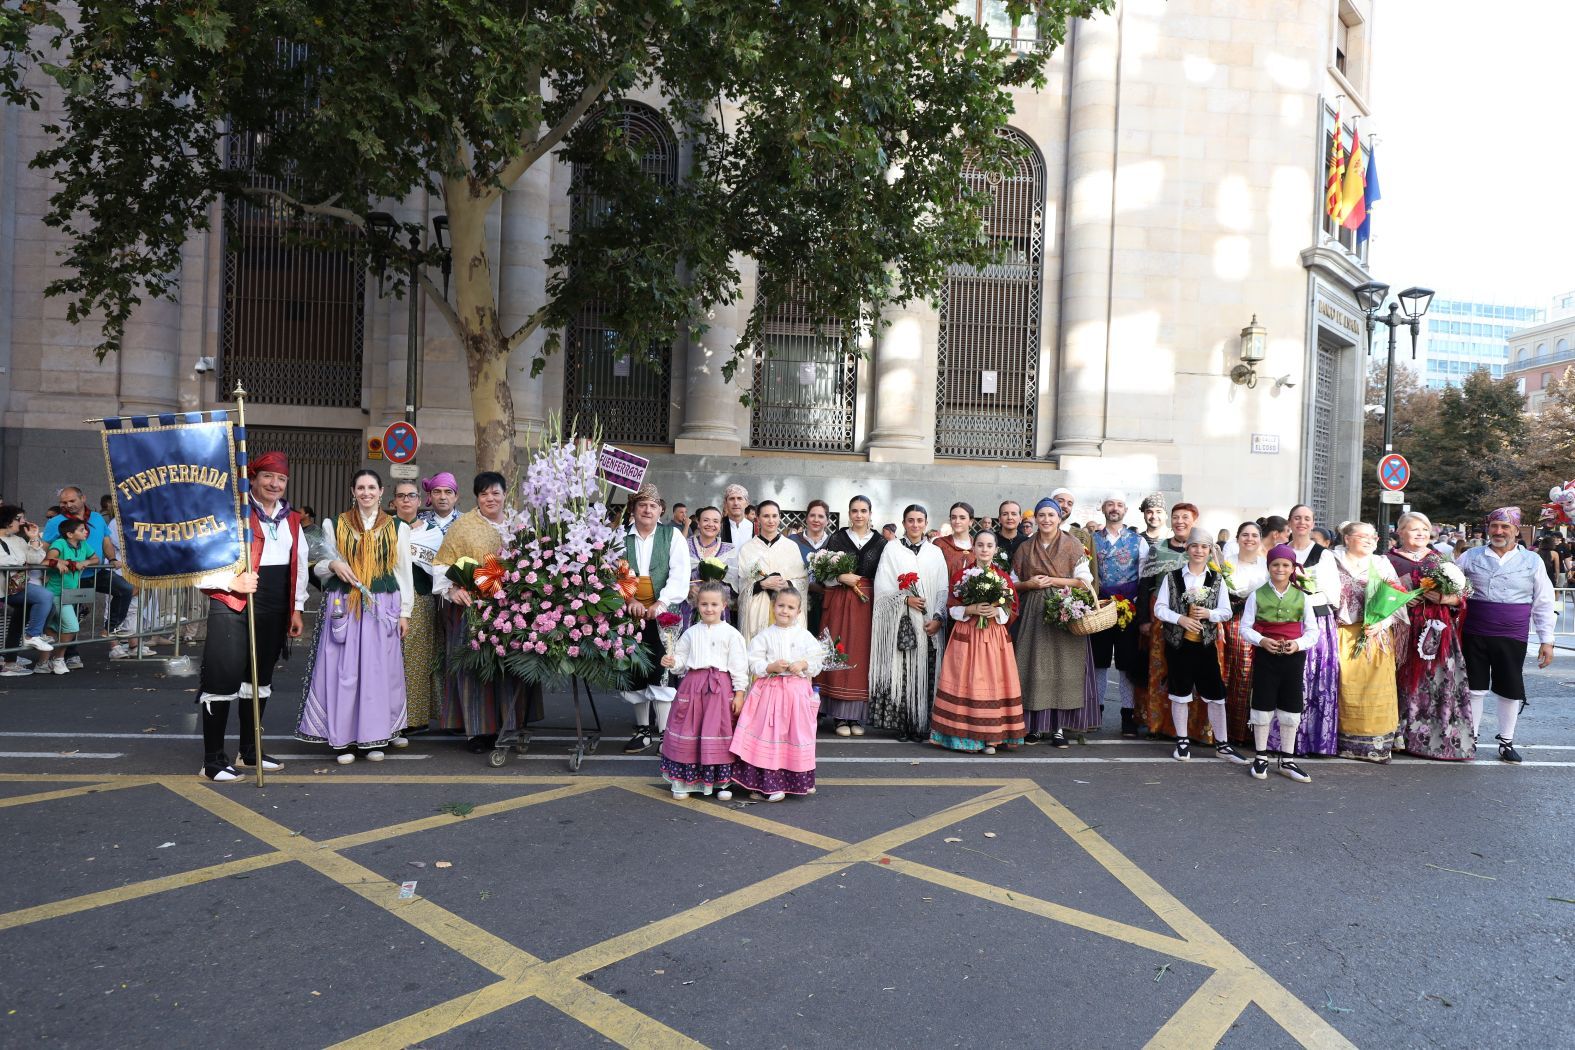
659,582,749,800
731,587,825,801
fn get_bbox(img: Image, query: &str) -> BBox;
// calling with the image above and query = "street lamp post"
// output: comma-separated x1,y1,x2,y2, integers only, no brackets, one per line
1354,281,1434,546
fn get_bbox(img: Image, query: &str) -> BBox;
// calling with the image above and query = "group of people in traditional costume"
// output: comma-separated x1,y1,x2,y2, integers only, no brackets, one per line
194,460,1553,787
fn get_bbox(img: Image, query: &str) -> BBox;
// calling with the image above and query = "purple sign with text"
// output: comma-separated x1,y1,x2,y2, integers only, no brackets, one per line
598,445,649,493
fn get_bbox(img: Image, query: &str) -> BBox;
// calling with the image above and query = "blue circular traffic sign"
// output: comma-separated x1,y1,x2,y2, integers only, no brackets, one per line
1377,453,1410,491
383,421,419,464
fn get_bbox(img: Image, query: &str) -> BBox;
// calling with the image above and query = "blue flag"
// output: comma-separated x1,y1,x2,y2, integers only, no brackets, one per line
1357,146,1380,248
101,412,246,587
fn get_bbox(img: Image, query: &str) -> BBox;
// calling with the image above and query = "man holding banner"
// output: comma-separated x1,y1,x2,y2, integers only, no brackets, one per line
193,451,308,781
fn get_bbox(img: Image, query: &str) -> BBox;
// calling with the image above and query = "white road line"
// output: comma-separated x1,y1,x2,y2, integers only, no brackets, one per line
269,754,431,761
510,753,1575,768
5,730,1574,752
0,751,124,760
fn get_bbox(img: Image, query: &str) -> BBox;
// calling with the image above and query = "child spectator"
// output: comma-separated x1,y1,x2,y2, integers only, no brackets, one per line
43,517,97,674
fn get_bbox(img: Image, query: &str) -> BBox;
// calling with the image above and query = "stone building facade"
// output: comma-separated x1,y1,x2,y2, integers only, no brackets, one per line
0,0,1380,536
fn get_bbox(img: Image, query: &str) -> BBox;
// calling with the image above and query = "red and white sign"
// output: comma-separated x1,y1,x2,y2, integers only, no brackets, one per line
383,421,419,464
1377,453,1410,491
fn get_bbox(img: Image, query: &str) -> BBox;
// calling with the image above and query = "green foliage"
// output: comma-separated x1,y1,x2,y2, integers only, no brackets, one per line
13,0,1110,393
1364,363,1528,525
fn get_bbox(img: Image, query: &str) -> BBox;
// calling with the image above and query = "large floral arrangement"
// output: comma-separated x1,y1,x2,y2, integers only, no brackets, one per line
450,419,650,689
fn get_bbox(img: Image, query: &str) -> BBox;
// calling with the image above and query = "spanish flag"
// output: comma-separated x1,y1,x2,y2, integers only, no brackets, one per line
1338,126,1368,229
1323,103,1347,223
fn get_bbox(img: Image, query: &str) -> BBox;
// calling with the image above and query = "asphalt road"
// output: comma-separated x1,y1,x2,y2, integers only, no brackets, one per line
1,637,1572,1049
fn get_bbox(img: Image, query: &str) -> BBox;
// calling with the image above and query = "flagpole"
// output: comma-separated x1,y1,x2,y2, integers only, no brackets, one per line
233,382,266,789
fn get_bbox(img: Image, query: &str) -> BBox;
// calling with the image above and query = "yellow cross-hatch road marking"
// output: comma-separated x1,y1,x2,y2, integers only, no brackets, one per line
0,772,1355,1049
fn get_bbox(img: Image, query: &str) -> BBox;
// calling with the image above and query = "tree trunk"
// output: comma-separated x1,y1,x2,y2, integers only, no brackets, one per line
445,176,518,477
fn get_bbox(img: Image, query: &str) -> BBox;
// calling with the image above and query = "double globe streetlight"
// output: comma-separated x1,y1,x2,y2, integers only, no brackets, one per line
1354,281,1434,544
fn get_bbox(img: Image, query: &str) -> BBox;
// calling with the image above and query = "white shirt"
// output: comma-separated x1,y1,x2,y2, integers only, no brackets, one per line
1154,567,1232,624
1456,544,1557,643
1239,583,1318,650
625,524,691,610
670,620,750,691
193,501,311,612
747,622,826,679
723,515,754,547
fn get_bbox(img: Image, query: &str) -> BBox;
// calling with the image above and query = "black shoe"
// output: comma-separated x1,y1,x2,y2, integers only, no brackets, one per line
1249,756,1269,780
1172,738,1191,761
466,734,497,754
199,764,244,782
1277,758,1311,783
1214,743,1249,765
1120,710,1139,738
623,727,654,754
1023,732,1041,744
1496,735,1523,764
235,754,284,772
1050,730,1070,749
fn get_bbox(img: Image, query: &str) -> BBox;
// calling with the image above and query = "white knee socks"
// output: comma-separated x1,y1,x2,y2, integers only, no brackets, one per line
622,694,652,728
1169,696,1191,739
1249,711,1274,754
653,698,673,733
1205,700,1227,744
1468,689,1488,736
1276,712,1302,756
1496,694,1520,742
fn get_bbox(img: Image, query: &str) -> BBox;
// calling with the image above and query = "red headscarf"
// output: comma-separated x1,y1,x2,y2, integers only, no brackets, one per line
249,451,289,478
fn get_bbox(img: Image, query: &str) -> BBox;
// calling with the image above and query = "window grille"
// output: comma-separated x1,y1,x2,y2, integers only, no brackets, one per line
220,45,365,408
750,277,857,452
1309,340,1339,526
564,101,677,446
245,426,363,524
935,127,1045,459
777,509,842,535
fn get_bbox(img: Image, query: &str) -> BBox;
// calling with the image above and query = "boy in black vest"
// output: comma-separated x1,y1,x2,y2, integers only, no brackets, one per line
1153,527,1245,764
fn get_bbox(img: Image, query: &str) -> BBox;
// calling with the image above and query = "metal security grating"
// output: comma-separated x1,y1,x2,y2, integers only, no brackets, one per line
246,425,363,523
564,101,677,446
220,44,366,408
1310,340,1339,525
751,277,857,452
935,127,1044,459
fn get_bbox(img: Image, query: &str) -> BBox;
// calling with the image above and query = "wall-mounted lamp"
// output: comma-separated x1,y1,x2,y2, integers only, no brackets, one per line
1230,314,1267,387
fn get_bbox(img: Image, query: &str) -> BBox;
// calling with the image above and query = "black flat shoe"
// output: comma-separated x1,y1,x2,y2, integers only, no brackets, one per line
1496,735,1523,763
1050,730,1070,749
466,735,497,754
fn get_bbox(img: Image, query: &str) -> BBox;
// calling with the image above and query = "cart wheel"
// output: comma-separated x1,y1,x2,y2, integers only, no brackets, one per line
513,736,531,755
568,747,584,773
586,735,601,755
486,749,508,768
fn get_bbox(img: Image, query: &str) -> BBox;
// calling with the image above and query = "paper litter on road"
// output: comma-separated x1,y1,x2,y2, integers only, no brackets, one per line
398,881,417,899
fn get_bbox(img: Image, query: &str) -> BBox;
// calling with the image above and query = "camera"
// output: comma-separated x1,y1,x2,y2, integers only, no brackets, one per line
193,356,215,374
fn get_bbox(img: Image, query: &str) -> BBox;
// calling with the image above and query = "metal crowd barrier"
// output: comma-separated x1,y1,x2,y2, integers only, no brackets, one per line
1,566,209,673
1553,588,1575,646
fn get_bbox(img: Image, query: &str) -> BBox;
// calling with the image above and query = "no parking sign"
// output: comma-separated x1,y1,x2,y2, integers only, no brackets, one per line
383,421,419,465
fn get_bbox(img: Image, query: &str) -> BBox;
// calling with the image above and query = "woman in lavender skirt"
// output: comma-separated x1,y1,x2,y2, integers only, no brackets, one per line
296,469,413,764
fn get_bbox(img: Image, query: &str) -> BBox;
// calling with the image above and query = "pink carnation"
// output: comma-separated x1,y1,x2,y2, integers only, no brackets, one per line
535,641,548,654
542,584,554,595
567,645,580,657
525,572,538,584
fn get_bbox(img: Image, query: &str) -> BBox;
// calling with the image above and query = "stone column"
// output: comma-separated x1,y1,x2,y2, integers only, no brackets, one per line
673,255,753,455
866,293,938,464
1051,10,1121,458
500,158,551,435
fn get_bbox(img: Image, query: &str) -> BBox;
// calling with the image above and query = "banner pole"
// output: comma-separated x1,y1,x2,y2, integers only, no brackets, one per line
233,382,266,789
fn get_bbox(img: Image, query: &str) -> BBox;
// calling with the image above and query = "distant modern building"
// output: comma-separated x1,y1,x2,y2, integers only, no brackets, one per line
1505,304,1575,415
1415,299,1543,390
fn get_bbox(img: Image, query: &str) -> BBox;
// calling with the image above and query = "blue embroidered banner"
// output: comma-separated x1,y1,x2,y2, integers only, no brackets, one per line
101,413,246,586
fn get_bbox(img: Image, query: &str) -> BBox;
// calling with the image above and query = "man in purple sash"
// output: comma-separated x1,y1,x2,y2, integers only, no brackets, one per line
1455,506,1554,763
1091,493,1147,737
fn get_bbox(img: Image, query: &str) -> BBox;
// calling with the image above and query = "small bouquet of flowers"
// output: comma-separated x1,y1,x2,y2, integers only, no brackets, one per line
697,556,729,584
993,548,1014,577
807,549,859,593
819,628,854,672
1042,584,1098,629
895,571,923,651
1208,557,1241,595
1179,587,1213,642
953,565,1011,629
1353,574,1422,657
1420,562,1472,597
656,610,683,686
446,555,504,598
1112,595,1136,629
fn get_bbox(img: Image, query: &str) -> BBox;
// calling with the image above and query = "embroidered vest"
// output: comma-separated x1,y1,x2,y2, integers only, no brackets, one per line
1162,567,1222,647
1252,583,1305,642
1095,527,1142,597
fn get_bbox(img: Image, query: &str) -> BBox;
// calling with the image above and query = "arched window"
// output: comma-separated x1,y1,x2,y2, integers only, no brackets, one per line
1558,338,1570,355
563,101,678,445
935,127,1045,459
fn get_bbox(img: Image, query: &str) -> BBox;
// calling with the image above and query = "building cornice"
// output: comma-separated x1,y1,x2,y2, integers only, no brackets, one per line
1299,243,1372,290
